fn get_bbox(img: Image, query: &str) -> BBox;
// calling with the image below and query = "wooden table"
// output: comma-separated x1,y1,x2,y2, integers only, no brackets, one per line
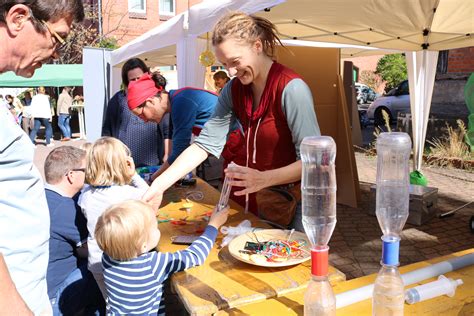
217,248,474,315
157,179,346,315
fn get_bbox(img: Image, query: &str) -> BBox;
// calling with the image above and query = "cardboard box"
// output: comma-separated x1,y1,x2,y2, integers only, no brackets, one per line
369,184,438,226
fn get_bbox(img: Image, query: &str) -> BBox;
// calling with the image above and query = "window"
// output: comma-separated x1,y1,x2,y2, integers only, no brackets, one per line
398,81,409,95
159,0,175,16
129,0,146,13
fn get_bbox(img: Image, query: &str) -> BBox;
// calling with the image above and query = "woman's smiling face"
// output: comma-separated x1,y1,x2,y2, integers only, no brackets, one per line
214,38,263,86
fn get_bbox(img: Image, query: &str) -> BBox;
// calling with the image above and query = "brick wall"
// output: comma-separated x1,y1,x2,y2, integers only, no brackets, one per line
343,55,386,93
447,47,474,73
102,0,202,45
344,55,383,73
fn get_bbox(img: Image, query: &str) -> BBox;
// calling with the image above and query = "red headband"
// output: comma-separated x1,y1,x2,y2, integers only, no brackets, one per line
127,73,163,110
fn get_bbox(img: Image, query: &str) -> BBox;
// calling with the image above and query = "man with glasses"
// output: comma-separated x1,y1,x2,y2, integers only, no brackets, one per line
44,146,104,314
0,1,84,314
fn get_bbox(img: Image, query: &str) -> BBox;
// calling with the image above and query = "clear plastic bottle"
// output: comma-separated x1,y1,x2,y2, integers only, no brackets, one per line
373,132,411,316
375,132,411,238
301,136,337,316
304,275,336,316
300,136,337,247
373,264,404,316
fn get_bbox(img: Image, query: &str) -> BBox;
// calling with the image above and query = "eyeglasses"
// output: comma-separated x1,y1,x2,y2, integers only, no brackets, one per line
65,168,85,177
41,20,66,51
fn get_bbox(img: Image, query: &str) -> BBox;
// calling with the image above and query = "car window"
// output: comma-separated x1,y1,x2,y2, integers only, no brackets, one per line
385,88,396,96
398,81,409,95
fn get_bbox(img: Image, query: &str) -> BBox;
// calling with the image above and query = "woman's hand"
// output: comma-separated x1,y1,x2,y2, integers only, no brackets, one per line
225,165,270,196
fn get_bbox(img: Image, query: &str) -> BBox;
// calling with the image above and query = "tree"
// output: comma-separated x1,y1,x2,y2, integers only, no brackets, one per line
57,4,122,64
375,54,408,91
360,70,383,91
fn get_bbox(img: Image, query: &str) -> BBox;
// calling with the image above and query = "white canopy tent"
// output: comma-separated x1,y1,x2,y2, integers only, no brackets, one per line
84,0,474,174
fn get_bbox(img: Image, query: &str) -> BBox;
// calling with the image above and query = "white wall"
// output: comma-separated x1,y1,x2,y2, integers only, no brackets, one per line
83,47,112,142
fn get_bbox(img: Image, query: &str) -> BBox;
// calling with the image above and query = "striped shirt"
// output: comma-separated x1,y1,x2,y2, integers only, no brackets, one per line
102,226,218,315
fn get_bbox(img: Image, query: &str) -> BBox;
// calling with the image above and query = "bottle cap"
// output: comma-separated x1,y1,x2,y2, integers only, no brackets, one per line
311,245,329,276
381,236,400,266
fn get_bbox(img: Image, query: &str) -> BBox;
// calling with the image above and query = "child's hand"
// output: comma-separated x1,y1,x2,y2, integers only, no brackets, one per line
208,206,229,229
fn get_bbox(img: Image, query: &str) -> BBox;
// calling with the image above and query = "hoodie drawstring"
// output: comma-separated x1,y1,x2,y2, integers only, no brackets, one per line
252,117,262,164
244,124,251,214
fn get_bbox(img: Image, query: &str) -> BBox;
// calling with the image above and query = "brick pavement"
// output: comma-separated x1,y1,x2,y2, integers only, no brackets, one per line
331,152,474,279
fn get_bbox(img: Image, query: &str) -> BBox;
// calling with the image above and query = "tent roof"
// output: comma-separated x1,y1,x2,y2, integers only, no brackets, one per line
0,64,83,87
110,0,473,69
257,0,474,51
111,13,185,66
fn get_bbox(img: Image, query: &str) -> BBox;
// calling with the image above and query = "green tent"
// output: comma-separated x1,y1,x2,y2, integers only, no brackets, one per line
0,64,82,87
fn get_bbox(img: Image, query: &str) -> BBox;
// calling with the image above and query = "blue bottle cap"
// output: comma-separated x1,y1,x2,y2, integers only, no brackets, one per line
381,236,400,266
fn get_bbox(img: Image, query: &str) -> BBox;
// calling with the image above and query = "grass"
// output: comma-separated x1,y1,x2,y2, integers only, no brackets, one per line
359,109,392,156
357,114,473,170
427,120,474,169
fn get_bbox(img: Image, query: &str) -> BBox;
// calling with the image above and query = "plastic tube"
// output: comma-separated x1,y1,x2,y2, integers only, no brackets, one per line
217,162,236,212
405,275,463,304
336,253,474,309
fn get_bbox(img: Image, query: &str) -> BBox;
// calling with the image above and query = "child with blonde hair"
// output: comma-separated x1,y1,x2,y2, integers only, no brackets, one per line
78,136,149,298
95,200,228,315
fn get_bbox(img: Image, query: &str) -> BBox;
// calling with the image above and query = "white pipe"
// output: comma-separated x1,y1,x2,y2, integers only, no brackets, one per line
336,253,474,309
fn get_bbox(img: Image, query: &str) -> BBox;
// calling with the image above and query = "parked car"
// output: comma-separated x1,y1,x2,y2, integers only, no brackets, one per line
367,80,410,126
355,83,377,104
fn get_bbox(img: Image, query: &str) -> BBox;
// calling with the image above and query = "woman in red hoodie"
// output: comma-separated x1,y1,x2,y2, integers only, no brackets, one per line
143,11,320,231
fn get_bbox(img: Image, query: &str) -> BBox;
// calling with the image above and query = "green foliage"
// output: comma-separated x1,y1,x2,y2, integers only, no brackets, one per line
96,37,119,50
375,54,408,91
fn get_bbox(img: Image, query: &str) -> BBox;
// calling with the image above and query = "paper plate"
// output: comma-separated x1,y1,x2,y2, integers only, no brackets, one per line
228,229,311,267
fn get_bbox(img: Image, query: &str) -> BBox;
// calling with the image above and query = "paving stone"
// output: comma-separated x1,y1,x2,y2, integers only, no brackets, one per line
420,247,438,255
332,258,356,266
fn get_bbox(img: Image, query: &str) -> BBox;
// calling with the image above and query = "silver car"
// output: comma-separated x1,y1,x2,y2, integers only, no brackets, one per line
355,83,377,104
367,80,410,126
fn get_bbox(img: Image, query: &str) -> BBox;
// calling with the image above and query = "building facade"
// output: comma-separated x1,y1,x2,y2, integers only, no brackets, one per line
101,0,202,45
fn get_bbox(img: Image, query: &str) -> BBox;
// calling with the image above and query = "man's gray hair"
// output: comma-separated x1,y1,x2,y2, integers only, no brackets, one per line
0,0,84,26
44,145,85,184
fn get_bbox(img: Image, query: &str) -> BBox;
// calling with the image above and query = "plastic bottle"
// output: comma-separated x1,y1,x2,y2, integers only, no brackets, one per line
300,136,337,247
304,275,336,316
405,275,463,304
301,136,337,316
373,133,411,316
375,132,411,238
373,263,404,316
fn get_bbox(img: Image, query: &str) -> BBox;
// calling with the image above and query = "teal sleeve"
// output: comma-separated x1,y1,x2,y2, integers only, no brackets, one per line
281,79,321,159
168,96,198,163
194,80,236,158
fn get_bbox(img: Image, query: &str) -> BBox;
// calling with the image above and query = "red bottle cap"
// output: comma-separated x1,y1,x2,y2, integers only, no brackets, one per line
311,245,329,276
